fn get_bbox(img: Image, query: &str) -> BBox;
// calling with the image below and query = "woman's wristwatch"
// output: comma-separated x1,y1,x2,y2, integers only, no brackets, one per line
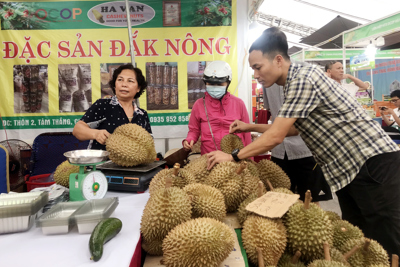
231,148,241,162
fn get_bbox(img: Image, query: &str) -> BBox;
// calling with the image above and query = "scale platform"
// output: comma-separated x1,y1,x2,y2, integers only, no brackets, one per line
96,160,165,192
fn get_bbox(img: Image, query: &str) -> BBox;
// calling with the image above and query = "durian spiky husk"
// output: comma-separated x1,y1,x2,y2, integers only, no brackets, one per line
328,248,349,266
325,210,342,223
277,253,306,267
245,159,260,178
284,202,334,263
162,217,235,267
332,220,364,252
241,168,265,201
183,183,226,221
340,238,389,267
257,159,291,190
237,193,258,226
307,260,348,267
205,161,243,212
106,123,156,167
141,239,163,256
273,187,295,194
183,154,210,183
220,133,244,154
242,215,287,266
149,168,196,195
140,187,192,255
53,160,81,188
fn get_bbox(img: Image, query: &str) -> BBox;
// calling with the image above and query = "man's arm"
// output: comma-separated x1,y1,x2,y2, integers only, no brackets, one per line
230,119,299,135
207,117,298,169
343,74,368,90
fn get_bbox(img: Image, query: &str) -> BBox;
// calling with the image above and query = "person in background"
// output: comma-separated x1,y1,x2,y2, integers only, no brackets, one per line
73,64,151,150
380,90,400,140
207,27,400,261
325,61,369,97
183,60,251,154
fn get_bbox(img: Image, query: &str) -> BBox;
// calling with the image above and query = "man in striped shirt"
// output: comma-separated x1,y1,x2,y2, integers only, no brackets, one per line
207,27,400,259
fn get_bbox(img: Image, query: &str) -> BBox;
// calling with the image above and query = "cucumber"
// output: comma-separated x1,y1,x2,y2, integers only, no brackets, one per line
89,218,122,262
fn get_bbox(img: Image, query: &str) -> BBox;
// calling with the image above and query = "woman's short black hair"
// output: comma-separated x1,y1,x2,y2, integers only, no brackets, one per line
109,64,147,99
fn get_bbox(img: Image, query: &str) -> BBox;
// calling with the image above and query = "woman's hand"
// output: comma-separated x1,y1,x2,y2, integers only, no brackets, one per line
183,140,194,151
94,130,111,145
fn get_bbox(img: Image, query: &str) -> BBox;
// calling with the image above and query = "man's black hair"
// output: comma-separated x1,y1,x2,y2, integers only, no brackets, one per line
390,90,400,99
325,61,342,72
249,27,290,61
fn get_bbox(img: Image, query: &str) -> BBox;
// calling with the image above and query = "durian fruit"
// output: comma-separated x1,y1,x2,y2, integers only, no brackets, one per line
220,133,244,154
308,242,348,267
241,166,265,201
205,161,245,212
106,123,156,167
53,160,81,188
183,154,210,183
278,251,306,267
191,138,201,154
341,238,389,267
329,248,349,266
182,183,226,221
332,220,363,252
237,181,265,226
284,191,334,263
140,177,192,255
149,163,196,194
246,159,260,178
265,178,295,195
257,159,291,190
162,217,235,267
325,211,341,223
242,215,287,266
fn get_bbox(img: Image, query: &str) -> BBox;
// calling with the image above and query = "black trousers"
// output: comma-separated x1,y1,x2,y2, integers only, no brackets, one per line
336,151,400,262
271,154,333,202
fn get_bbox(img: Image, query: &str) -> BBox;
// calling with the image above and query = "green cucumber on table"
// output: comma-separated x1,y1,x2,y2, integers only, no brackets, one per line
89,218,123,262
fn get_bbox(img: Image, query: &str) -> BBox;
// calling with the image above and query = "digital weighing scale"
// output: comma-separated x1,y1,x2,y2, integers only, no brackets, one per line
64,150,110,201
96,160,165,192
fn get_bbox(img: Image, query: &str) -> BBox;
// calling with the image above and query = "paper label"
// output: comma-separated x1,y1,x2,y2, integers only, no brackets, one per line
245,191,299,218
75,181,79,189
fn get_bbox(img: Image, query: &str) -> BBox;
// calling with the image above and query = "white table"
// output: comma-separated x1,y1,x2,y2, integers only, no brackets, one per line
0,191,149,267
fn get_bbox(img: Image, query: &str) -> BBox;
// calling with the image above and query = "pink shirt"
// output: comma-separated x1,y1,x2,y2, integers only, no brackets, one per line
185,92,252,155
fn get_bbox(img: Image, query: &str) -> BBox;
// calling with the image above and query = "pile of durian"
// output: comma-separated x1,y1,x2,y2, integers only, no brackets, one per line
139,135,395,267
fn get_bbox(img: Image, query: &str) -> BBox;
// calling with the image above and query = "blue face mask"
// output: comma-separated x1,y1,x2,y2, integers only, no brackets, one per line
206,85,226,99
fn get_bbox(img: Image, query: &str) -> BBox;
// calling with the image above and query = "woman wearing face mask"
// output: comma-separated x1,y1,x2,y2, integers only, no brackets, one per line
183,61,251,155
